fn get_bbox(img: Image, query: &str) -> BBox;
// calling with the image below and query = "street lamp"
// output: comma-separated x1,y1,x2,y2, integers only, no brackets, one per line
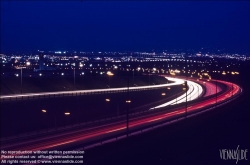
20,67,23,94
105,98,111,112
203,81,206,85
185,80,187,118
231,71,235,98
41,109,49,130
64,112,70,128
133,69,135,85
20,62,31,94
65,112,70,115
41,109,58,130
126,99,131,137
74,68,75,90
107,71,114,88
148,72,151,85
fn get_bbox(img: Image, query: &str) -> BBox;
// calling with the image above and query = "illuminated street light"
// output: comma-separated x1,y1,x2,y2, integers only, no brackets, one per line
174,69,180,73
167,87,171,90
65,112,70,115
107,71,114,76
42,109,46,113
105,99,110,102
126,100,131,103
161,93,166,96
107,71,114,88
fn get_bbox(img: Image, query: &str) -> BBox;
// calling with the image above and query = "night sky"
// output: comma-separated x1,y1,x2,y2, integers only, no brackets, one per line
1,1,250,53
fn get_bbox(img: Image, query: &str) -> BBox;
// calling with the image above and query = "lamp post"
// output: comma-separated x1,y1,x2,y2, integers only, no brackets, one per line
65,112,70,127
185,57,188,118
198,80,199,99
74,68,75,90
42,109,58,130
20,62,31,94
203,81,206,88
148,71,150,85
107,71,114,88
105,98,111,114
231,72,235,98
126,69,130,137
216,70,218,105
41,109,48,130
126,99,131,137
21,67,22,94
133,69,135,85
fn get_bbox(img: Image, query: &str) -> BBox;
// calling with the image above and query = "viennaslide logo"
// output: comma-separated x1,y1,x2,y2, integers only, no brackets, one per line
219,145,248,164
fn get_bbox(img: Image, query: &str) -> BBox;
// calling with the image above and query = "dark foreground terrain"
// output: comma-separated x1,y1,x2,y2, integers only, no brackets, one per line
84,91,249,165
84,72,250,165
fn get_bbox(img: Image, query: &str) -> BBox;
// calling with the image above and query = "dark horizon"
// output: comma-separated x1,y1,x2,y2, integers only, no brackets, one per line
1,1,250,53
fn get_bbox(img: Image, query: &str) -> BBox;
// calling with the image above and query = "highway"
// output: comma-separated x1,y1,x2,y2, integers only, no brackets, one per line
151,79,203,109
0,77,184,100
0,77,242,160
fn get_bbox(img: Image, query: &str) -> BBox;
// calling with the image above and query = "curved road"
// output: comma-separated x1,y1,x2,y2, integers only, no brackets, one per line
0,77,242,160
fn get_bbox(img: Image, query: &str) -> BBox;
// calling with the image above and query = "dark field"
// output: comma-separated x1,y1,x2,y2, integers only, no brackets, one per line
0,73,167,95
1,75,183,137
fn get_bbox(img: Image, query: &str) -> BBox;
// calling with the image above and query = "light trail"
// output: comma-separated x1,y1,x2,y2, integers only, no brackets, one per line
0,77,184,99
151,78,203,109
204,81,222,97
0,78,242,157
